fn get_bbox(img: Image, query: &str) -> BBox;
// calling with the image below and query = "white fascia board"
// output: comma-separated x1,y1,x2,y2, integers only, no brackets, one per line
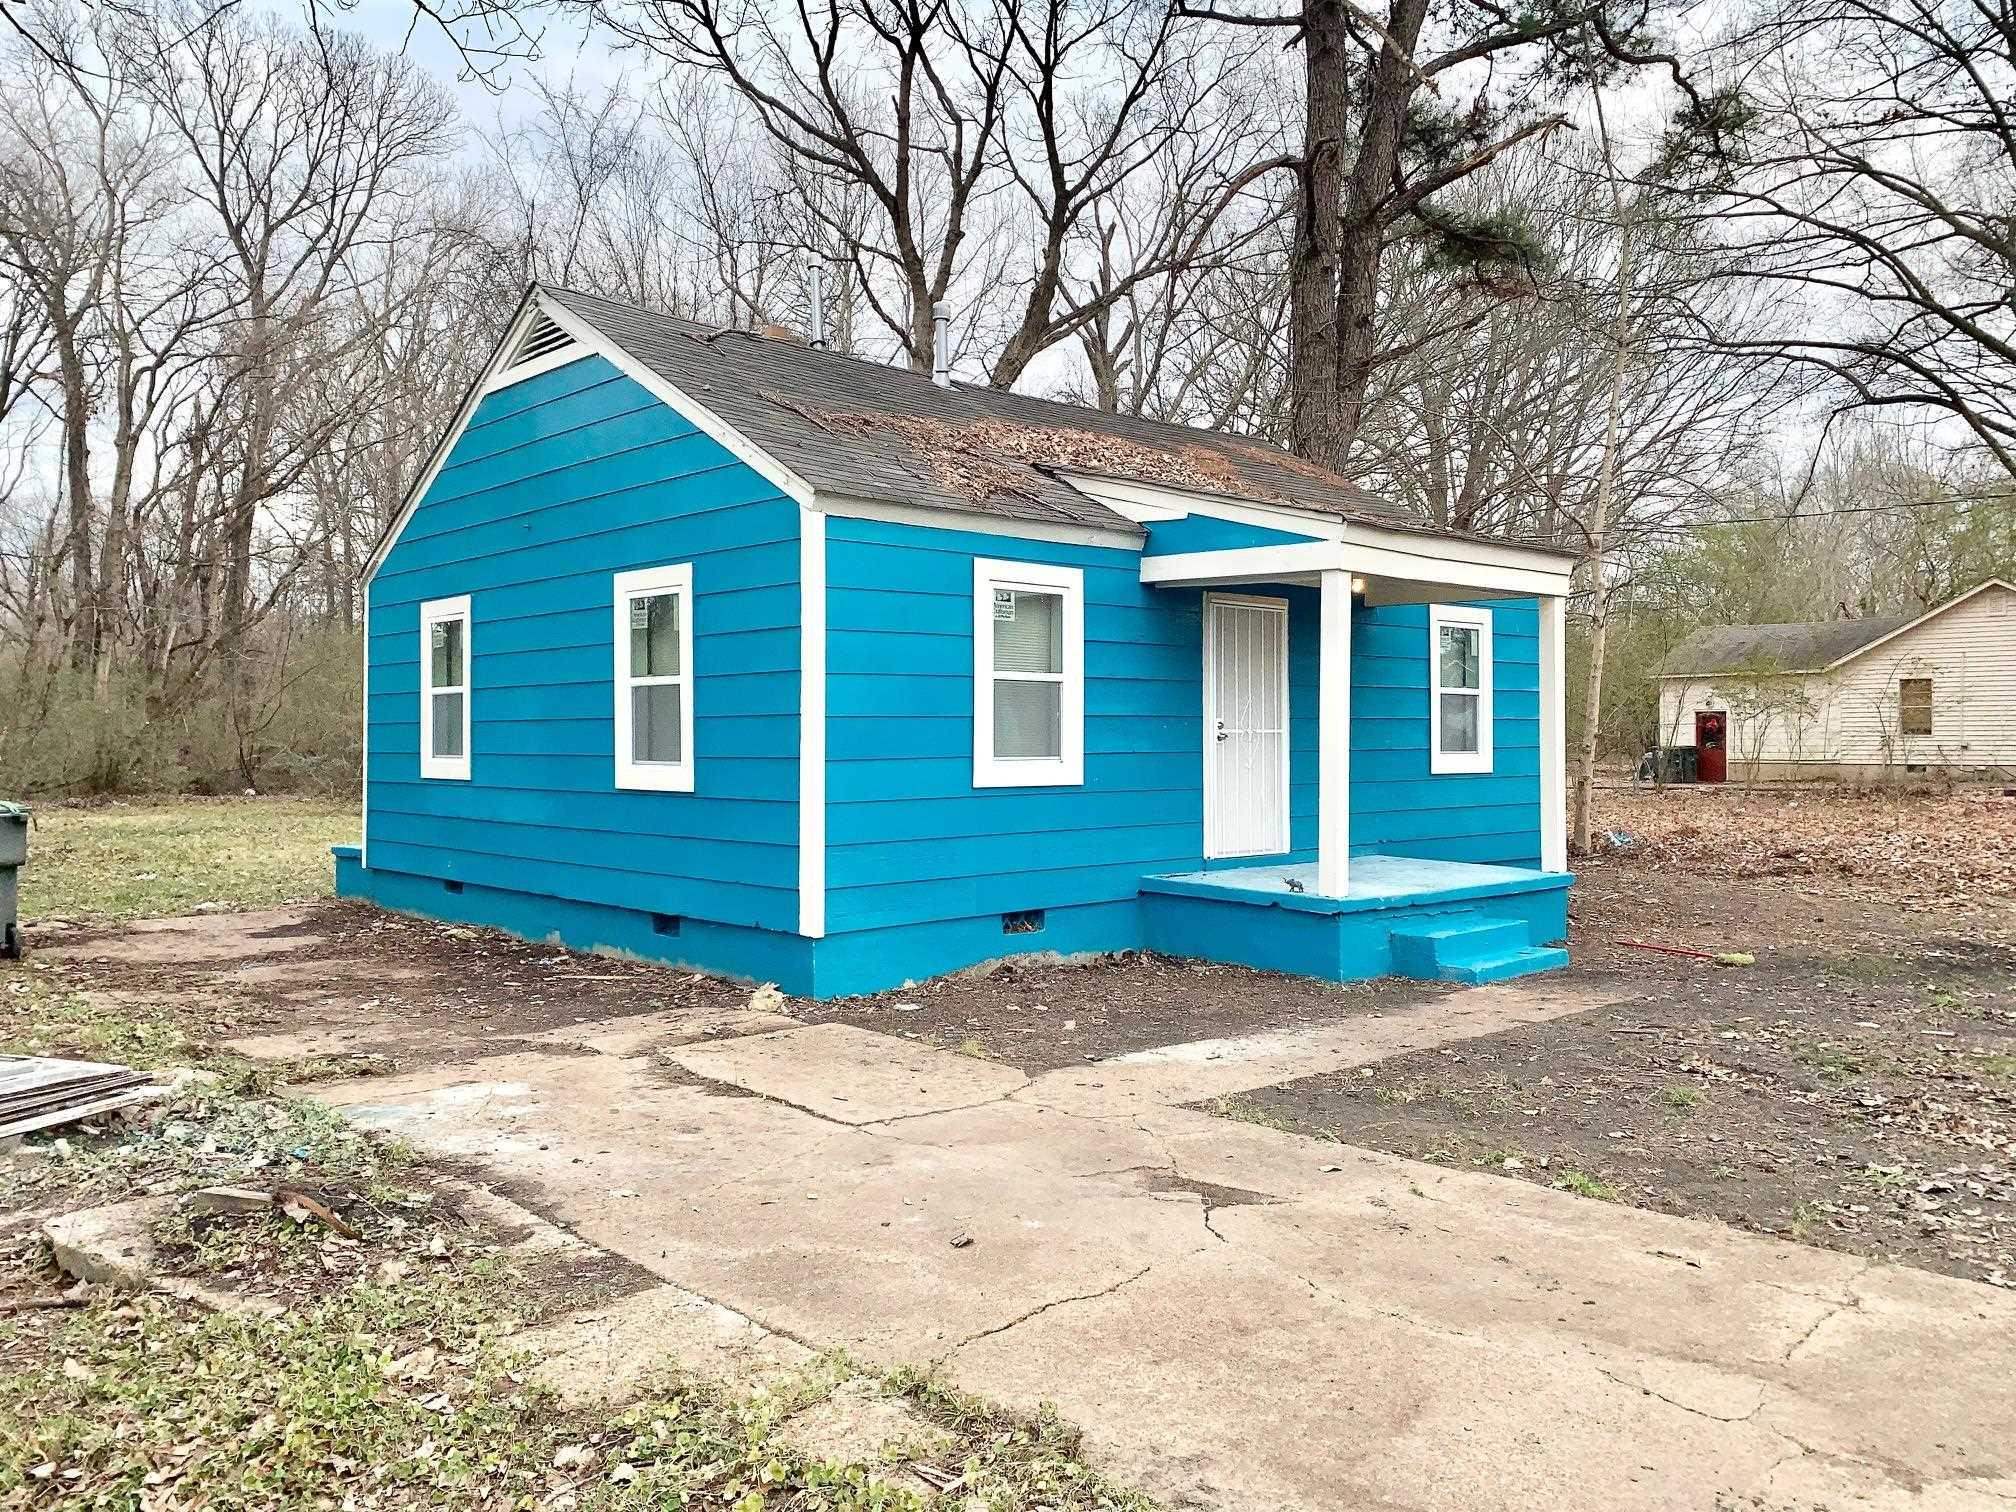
363,290,817,585
1056,472,1346,539
481,342,594,393
533,295,814,509
1337,526,1574,599
361,294,539,584
1142,541,1342,585
1079,471,1576,596
814,492,1143,549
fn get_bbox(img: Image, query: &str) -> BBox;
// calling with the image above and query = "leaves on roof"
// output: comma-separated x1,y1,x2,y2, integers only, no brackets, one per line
770,398,1341,509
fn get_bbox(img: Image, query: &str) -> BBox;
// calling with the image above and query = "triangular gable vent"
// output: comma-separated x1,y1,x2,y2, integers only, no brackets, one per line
510,311,576,367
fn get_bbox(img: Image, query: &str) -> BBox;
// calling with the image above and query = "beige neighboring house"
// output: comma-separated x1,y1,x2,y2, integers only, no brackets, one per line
1656,578,2016,784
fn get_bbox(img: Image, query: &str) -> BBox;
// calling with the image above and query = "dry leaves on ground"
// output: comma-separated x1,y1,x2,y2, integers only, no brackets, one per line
1597,789,2016,907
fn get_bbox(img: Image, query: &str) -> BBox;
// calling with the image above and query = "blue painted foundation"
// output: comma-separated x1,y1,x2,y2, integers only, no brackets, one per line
1139,857,1570,985
337,845,1569,998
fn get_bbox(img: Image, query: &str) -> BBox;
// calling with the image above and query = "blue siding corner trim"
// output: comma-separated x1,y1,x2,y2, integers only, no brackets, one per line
365,355,802,936
1141,514,1320,555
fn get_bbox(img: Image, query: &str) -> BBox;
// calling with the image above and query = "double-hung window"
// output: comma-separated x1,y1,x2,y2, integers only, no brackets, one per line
614,564,695,792
1429,603,1493,774
419,595,471,780
1898,676,1933,736
973,558,1084,787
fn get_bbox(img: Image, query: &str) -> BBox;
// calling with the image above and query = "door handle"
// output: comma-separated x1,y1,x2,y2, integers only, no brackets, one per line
1215,721,1229,743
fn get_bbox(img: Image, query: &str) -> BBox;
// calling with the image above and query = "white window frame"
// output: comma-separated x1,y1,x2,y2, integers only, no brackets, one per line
973,557,1085,788
419,595,472,781
1429,603,1493,775
613,563,696,792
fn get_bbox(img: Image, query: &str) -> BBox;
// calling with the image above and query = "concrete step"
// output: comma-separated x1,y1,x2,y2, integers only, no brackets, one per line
1440,945,1571,985
1388,916,1531,977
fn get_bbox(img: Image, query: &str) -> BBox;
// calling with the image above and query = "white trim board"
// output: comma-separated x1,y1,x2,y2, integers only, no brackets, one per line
419,594,472,782
1429,602,1494,775
814,492,1142,549
798,507,827,938
972,557,1086,788
1202,591,1292,859
612,562,696,793
1140,530,1573,600
362,288,817,585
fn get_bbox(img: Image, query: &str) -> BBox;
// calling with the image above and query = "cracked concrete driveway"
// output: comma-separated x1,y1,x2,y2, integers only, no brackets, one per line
320,984,2016,1512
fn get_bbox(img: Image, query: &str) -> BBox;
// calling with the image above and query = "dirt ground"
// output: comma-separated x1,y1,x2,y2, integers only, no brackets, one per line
1232,838,2016,1289
11,787,2013,1296
20,901,1448,1077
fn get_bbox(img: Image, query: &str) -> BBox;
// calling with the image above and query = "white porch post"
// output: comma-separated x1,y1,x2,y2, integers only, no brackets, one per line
1318,569,1353,896
1538,593,1568,873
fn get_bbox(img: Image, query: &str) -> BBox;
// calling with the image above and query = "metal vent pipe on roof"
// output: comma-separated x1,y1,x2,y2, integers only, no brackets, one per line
931,301,952,386
807,261,827,350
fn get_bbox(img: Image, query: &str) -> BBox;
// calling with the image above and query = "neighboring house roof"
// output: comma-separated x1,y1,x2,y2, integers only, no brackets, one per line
1658,578,2016,677
541,284,1422,537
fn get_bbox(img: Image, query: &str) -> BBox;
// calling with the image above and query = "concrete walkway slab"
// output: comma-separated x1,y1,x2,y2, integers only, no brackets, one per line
668,1022,1030,1125
316,996,2016,1511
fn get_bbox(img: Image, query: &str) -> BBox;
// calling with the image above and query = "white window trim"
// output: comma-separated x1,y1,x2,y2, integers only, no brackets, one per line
973,557,1085,788
1429,603,1493,775
613,563,696,793
419,594,472,781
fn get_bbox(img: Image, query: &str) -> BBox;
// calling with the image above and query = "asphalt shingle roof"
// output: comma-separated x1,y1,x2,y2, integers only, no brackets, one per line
1659,616,1915,676
542,285,1420,536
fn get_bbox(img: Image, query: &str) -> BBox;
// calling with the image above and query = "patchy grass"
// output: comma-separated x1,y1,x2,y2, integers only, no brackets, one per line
1660,1084,1705,1111
1205,1095,1313,1137
0,967,203,1069
0,964,389,1091
1,1274,1160,1511
1552,1169,1619,1202
16,797,353,923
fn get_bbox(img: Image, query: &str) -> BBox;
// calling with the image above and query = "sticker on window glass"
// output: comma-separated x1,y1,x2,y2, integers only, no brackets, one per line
630,599,651,630
993,588,1016,622
431,623,447,648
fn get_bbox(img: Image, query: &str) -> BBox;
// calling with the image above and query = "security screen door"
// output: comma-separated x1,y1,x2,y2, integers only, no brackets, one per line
1204,594,1289,859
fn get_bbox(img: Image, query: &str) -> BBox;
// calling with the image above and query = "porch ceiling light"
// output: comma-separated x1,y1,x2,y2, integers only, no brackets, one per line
1351,576,1367,593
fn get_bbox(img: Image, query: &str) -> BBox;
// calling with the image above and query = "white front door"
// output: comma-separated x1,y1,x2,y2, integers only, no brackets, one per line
1204,593,1290,858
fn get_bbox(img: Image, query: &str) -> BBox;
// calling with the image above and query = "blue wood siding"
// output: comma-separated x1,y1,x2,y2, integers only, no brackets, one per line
1351,600,1542,867
1141,515,1319,554
821,514,1541,937
825,517,1204,933
366,355,801,933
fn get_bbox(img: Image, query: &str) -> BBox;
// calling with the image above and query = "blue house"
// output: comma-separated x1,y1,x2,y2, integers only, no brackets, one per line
336,286,1577,999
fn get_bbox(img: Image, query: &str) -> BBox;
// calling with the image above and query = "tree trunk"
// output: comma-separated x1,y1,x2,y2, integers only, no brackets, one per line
1286,0,1350,467
1328,0,1431,464
1571,219,1637,855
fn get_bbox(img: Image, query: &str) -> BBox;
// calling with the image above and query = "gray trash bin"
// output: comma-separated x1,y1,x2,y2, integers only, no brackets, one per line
0,800,25,959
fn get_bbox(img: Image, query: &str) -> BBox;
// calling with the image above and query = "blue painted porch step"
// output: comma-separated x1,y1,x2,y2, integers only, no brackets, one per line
1389,914,1568,985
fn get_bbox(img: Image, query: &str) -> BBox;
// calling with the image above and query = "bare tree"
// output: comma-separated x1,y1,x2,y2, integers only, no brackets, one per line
1670,0,2016,478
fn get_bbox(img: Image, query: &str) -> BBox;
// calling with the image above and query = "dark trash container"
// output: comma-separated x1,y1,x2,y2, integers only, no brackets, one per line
0,801,26,959
1635,747,1699,785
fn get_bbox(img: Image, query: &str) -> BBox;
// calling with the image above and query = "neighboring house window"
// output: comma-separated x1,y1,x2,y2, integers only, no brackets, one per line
973,558,1084,787
613,564,695,792
1899,676,1933,736
1429,604,1493,774
420,595,472,781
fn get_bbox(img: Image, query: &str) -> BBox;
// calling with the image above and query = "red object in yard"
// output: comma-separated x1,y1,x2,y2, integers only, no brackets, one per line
1695,710,1727,783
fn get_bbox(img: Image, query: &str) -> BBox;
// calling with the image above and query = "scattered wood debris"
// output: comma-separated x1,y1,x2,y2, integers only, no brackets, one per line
0,1054,155,1139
